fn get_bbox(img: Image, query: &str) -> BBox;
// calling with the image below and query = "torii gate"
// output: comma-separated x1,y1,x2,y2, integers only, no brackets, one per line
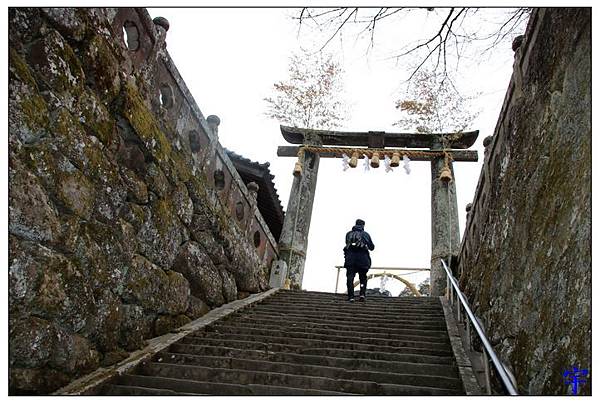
275,125,479,296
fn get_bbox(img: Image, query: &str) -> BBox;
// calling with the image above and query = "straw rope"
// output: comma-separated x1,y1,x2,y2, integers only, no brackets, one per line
299,145,453,160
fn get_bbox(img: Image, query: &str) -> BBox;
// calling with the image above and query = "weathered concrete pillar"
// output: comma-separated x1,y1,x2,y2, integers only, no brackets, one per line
278,137,322,289
430,157,461,296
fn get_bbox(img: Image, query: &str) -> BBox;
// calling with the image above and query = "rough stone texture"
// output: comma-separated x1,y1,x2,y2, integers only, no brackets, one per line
278,139,322,289
186,296,211,319
457,8,590,395
430,159,460,296
172,242,233,308
154,314,191,337
54,288,279,396
9,7,277,394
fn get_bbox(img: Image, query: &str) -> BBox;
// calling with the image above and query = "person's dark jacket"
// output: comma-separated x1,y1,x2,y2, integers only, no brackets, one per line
343,224,375,270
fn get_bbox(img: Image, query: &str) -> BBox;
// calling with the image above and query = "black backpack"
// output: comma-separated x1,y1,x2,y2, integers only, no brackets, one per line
347,230,368,251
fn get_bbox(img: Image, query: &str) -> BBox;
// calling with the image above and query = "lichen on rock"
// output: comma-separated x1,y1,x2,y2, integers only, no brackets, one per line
121,254,190,315
9,7,275,394
172,241,234,308
9,160,61,243
122,81,172,163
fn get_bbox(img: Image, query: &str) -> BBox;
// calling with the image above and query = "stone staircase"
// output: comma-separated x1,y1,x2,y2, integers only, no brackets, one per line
101,290,466,395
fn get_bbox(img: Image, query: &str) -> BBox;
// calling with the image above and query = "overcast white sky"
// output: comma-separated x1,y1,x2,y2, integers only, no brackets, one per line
147,7,527,295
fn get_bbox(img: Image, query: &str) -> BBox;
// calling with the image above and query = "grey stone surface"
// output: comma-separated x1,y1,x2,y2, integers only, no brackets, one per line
430,158,460,296
8,7,277,394
54,289,280,396
457,8,590,395
278,138,322,289
269,260,288,288
94,290,467,395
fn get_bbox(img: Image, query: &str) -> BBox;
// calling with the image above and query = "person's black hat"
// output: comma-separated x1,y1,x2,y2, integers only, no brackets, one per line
356,219,365,226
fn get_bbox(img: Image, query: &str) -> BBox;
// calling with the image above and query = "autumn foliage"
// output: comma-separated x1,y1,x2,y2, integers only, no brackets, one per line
393,69,479,134
264,50,347,129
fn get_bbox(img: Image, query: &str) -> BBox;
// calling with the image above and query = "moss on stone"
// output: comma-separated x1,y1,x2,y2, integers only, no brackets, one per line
76,90,115,147
50,108,113,183
52,34,85,92
122,82,172,163
17,142,92,220
29,30,85,95
9,47,38,89
167,151,191,183
150,197,177,236
82,35,121,102
9,9,277,395
17,141,55,179
19,93,49,133
58,172,95,218
128,203,147,231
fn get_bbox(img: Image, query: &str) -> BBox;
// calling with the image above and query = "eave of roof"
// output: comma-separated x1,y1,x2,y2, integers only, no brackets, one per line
225,149,285,240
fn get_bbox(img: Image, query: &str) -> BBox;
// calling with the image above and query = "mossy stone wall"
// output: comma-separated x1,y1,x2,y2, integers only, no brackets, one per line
9,8,276,394
457,8,591,395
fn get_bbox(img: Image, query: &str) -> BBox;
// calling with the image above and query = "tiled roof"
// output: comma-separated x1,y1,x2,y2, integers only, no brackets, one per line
225,149,285,242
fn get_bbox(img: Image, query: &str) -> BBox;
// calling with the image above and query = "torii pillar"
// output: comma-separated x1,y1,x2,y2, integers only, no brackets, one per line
277,133,322,289
276,126,478,293
430,153,461,296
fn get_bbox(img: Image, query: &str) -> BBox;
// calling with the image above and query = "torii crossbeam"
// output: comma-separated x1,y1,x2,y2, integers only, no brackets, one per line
274,125,479,296
280,125,479,149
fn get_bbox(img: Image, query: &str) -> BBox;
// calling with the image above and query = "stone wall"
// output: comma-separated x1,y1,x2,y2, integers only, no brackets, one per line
8,8,278,394
457,8,591,395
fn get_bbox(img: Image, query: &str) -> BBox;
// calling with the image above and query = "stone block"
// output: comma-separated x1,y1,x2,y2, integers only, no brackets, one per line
269,260,288,289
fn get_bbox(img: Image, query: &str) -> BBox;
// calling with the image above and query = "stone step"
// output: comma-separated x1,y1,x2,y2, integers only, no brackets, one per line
166,344,459,377
154,351,464,390
250,306,445,321
102,383,204,395
206,321,452,346
112,374,356,395
138,362,462,395
260,297,444,309
267,295,442,307
98,290,466,395
197,325,453,354
244,307,446,323
273,290,440,303
178,337,456,365
224,313,447,331
223,315,448,337
207,320,450,350
241,305,445,319
224,313,450,339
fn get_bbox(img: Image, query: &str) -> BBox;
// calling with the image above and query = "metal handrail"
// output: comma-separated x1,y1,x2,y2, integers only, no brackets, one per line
440,259,518,395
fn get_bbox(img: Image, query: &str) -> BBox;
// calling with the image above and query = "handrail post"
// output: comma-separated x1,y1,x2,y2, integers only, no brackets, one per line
335,267,340,293
483,350,492,394
466,320,472,351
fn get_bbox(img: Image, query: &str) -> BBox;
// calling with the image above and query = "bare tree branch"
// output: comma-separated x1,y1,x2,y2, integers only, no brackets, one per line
293,7,346,20
318,8,359,52
397,8,456,58
294,7,531,82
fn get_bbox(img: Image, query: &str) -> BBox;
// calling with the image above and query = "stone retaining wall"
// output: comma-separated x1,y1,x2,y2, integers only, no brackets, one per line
457,8,591,395
9,7,278,393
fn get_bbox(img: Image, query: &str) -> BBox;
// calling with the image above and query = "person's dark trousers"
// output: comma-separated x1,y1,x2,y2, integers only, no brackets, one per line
346,266,368,299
